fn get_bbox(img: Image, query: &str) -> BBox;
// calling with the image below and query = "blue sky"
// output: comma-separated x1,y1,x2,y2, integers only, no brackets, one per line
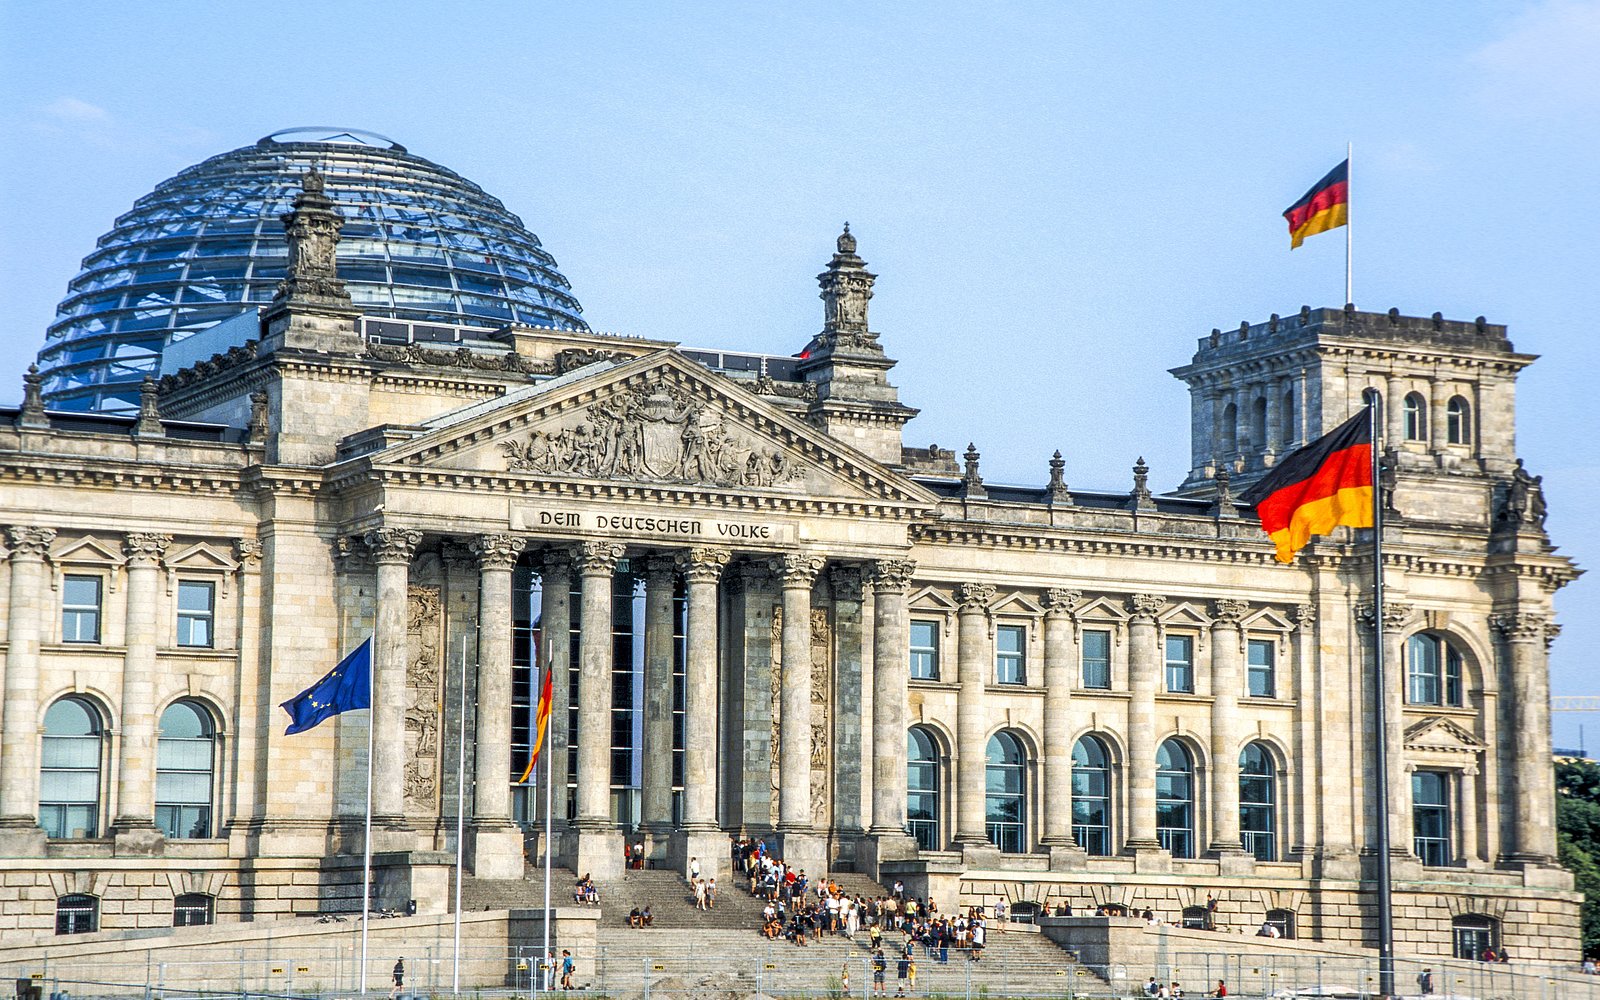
2,2,1595,742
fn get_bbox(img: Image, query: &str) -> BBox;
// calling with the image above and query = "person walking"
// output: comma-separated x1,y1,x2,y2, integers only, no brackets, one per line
1418,967,1435,994
560,950,575,991
690,856,701,881
872,948,888,996
389,958,404,999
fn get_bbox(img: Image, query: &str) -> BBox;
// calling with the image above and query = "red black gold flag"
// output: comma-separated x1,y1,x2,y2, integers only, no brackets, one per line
517,660,553,784
1283,159,1349,249
1238,407,1373,562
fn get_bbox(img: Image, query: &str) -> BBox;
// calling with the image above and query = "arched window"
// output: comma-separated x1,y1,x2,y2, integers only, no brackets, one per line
1265,908,1296,939
156,701,216,839
1403,392,1427,441
1239,743,1277,861
1452,914,1498,960
56,894,98,935
1155,739,1195,859
907,727,942,851
1447,396,1472,445
1071,736,1112,856
40,698,105,839
1406,634,1464,707
1280,387,1297,447
1220,402,1238,454
1251,397,1267,450
985,732,1027,853
174,893,214,927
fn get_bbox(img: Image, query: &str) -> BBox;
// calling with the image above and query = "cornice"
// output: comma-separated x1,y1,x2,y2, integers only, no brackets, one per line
0,457,249,496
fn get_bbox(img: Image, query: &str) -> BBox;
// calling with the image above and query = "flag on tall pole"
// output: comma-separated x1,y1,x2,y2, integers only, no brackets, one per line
280,638,372,734
1283,158,1350,250
1238,406,1374,562
518,660,554,784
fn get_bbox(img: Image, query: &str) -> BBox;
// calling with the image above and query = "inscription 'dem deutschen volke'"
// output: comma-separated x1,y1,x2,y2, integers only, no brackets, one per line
514,507,791,543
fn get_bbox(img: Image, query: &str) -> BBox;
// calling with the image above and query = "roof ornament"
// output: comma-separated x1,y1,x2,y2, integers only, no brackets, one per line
1129,456,1156,512
809,224,879,360
1047,450,1071,507
1209,466,1237,519
18,364,49,429
838,221,856,255
961,443,987,500
133,375,164,438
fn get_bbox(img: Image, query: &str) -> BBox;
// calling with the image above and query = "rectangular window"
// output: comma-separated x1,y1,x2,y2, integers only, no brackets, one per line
62,575,103,644
1164,635,1194,693
909,620,940,681
1413,771,1452,866
1080,629,1111,689
1247,638,1276,698
176,581,215,648
995,624,1026,685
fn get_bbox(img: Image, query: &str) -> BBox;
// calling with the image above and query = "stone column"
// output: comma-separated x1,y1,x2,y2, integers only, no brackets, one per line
1429,379,1449,454
538,550,574,831
863,559,917,872
954,582,996,849
0,526,54,853
1491,611,1558,863
672,546,729,876
776,553,825,872
1208,600,1247,865
365,528,421,842
111,531,172,854
1385,375,1406,443
466,533,525,879
1041,588,1081,857
565,540,625,879
1125,593,1164,853
1459,766,1480,865
639,554,678,840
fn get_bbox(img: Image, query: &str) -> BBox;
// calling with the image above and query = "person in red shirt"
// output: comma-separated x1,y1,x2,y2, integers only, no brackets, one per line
1213,981,1227,997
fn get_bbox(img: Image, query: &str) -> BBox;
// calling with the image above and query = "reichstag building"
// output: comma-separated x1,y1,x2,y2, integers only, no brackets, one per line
0,129,1579,959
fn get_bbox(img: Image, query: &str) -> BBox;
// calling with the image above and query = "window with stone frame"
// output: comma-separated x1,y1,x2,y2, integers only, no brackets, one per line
176,579,216,647
1164,634,1195,693
40,697,105,839
1246,638,1276,698
174,892,213,926
1406,633,1463,707
1403,392,1428,441
62,574,104,644
1080,628,1112,689
1446,395,1472,445
909,619,940,680
1412,770,1452,866
56,894,98,935
995,623,1027,685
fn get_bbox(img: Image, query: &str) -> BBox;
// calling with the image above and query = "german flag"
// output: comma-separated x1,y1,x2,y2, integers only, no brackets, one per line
1283,159,1349,249
1239,407,1373,562
517,660,554,784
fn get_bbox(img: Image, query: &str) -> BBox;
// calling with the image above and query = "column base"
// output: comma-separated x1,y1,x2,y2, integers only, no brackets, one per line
669,828,730,879
0,819,46,858
1120,839,1172,874
467,822,527,880
774,830,828,878
860,829,919,880
959,841,1004,869
369,815,419,854
637,821,674,865
111,818,166,857
1209,845,1254,876
1040,840,1089,872
559,824,624,880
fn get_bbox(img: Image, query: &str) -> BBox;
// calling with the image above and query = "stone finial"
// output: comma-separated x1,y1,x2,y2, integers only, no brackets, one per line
1047,450,1071,506
18,364,49,429
813,223,879,354
271,167,351,310
961,443,987,499
247,390,270,445
1209,466,1237,519
1129,457,1155,512
837,221,856,255
304,164,326,195
133,375,164,437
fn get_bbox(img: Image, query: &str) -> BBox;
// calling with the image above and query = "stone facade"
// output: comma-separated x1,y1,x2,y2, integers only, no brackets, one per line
0,190,1581,960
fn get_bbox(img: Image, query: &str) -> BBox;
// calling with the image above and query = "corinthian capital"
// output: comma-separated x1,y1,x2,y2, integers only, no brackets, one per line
471,533,526,572
124,531,172,567
365,527,422,565
1490,610,1553,642
1212,598,1249,627
776,552,825,589
1128,593,1165,622
234,538,263,565
869,559,917,595
1043,588,1081,614
5,526,56,558
955,582,996,612
684,545,732,584
577,540,625,575
1354,601,1412,632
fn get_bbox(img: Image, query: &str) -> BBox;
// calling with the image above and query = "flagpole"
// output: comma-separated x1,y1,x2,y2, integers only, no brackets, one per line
1363,387,1395,1000
361,635,374,995
541,642,555,996
452,633,469,995
1345,141,1354,307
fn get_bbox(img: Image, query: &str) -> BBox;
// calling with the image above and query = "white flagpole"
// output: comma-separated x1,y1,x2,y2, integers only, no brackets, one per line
452,634,469,995
361,635,374,995
541,642,555,995
1345,140,1354,307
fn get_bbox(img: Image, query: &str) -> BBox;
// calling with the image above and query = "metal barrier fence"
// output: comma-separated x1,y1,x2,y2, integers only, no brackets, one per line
6,944,1600,999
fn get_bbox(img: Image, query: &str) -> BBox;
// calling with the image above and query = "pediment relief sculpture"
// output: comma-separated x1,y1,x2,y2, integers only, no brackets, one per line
499,376,806,489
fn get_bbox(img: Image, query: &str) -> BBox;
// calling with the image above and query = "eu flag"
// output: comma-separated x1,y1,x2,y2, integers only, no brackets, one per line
280,638,372,734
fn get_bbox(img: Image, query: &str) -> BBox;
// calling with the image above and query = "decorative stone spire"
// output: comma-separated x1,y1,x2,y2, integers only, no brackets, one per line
246,390,270,446
961,442,987,499
271,167,352,311
1047,449,1071,506
1129,456,1156,512
133,375,164,437
18,364,48,429
813,222,880,356
1208,466,1237,519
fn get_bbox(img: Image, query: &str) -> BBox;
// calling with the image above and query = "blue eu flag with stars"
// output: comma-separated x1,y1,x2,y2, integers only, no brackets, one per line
281,638,372,734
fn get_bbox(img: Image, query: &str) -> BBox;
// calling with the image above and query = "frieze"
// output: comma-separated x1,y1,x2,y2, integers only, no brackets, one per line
555,347,635,374
363,341,555,375
511,505,797,545
498,376,805,489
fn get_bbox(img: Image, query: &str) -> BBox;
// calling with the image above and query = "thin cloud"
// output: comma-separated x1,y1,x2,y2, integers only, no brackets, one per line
44,97,110,123
1472,0,1600,120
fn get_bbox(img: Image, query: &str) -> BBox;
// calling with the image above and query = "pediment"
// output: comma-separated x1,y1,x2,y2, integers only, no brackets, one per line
992,591,1043,617
1159,601,1213,629
1074,596,1129,622
1242,607,1296,633
1403,717,1487,754
50,535,125,566
368,350,938,509
908,587,958,612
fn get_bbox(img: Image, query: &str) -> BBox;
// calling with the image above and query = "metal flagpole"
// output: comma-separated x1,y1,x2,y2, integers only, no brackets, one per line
541,643,555,996
1363,387,1396,1000
361,635,375,995
452,634,469,994
1345,141,1354,307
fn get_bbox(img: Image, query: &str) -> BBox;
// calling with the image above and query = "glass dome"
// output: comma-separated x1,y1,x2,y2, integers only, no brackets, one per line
37,127,587,412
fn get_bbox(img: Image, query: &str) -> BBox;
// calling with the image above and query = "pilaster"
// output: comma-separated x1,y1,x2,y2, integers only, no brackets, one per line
0,526,54,855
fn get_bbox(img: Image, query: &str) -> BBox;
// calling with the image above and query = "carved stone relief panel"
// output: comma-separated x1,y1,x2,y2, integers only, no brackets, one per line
768,605,835,829
405,584,444,813
499,375,805,489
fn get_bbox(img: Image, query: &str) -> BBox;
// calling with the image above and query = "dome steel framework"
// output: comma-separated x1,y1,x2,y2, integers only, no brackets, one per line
37,128,587,412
